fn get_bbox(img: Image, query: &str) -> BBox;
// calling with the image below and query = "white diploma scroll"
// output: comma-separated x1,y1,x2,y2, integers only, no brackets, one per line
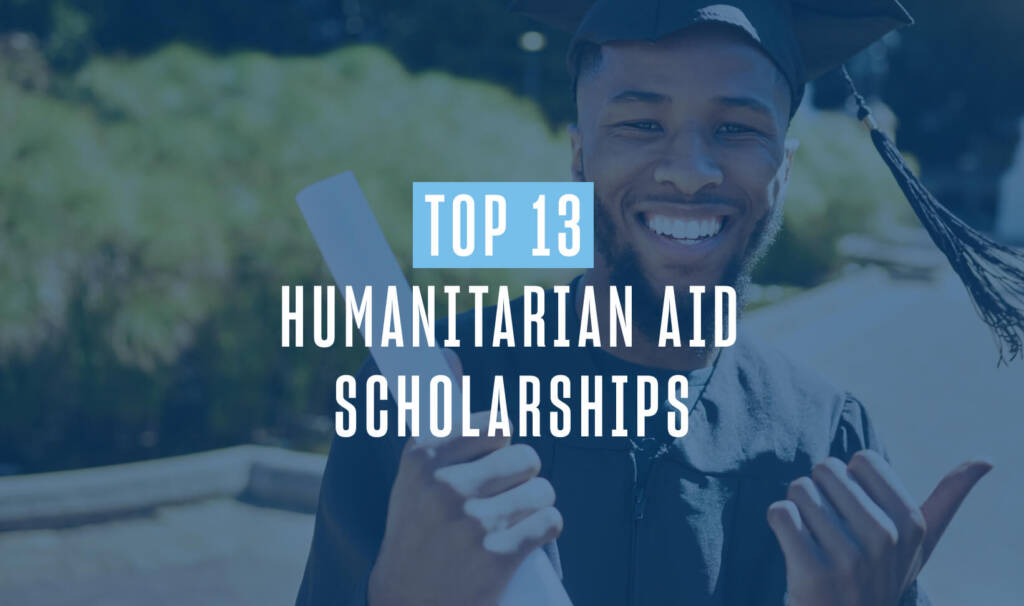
296,172,572,606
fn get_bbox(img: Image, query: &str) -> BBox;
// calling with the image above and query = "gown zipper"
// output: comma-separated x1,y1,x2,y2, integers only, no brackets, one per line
628,448,657,606
630,477,647,605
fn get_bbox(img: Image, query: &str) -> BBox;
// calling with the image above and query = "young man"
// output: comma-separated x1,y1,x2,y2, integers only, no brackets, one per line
296,2,992,604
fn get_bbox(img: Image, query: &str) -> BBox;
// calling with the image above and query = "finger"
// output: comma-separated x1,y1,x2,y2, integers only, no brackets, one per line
465,476,556,532
484,506,563,559
812,458,898,558
787,477,860,563
766,500,824,572
847,450,927,548
920,459,993,563
436,443,542,498
409,411,510,466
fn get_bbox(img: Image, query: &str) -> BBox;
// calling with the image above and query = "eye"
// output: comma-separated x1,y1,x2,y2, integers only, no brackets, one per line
618,120,663,133
717,123,759,136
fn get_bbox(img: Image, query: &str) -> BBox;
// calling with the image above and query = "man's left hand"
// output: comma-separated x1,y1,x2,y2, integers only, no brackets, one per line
767,451,992,606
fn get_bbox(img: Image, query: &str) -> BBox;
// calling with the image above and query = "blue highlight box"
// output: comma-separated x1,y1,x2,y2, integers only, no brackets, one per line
412,182,594,269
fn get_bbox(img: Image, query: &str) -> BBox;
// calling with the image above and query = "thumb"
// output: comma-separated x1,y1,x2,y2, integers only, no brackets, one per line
920,459,993,563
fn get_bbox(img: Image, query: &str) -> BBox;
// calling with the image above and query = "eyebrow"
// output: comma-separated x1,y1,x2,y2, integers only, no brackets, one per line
716,95,775,118
608,89,670,104
607,91,778,118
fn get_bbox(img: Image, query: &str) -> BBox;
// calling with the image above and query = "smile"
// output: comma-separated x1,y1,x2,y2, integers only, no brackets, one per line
629,202,738,263
642,213,725,244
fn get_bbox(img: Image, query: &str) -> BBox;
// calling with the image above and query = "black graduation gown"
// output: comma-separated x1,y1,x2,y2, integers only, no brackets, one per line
295,287,929,606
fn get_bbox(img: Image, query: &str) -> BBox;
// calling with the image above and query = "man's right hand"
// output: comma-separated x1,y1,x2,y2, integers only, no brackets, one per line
367,354,562,606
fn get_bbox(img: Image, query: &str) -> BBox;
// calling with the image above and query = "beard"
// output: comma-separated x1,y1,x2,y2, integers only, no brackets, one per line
594,193,784,342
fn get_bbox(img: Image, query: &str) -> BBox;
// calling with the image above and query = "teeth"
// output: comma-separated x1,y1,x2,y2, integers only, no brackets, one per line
645,214,723,241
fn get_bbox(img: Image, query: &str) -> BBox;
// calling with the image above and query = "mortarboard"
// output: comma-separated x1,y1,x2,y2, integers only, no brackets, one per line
511,0,912,114
511,0,1024,363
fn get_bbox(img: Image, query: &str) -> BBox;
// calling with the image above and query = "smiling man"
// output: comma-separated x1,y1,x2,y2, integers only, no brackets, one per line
575,22,795,360
296,2,993,605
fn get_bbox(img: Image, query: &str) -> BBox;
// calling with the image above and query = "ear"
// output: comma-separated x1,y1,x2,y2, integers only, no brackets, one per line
569,124,585,182
773,137,800,208
782,138,799,183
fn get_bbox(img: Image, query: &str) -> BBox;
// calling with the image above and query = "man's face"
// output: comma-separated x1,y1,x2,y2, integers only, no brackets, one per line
573,25,797,330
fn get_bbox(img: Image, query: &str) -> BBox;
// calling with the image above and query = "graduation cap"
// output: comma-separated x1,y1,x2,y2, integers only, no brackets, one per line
511,0,1024,363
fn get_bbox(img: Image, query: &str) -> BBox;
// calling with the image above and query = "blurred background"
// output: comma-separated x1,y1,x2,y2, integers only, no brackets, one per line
0,1,1021,605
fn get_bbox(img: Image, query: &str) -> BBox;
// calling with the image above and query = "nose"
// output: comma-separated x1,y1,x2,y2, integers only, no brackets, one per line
652,130,724,195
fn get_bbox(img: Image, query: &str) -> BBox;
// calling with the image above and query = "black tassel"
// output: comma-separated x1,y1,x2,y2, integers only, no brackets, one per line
841,67,1024,364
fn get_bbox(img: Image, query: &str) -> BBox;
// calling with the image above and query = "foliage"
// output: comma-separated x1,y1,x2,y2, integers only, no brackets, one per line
0,45,567,471
755,108,917,286
3,0,1021,172
888,0,1024,172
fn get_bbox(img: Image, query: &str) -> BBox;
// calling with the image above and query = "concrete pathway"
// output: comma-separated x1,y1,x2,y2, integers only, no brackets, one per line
0,498,314,605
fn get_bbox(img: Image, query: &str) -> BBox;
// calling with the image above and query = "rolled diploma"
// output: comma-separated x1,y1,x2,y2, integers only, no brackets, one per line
296,172,572,606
